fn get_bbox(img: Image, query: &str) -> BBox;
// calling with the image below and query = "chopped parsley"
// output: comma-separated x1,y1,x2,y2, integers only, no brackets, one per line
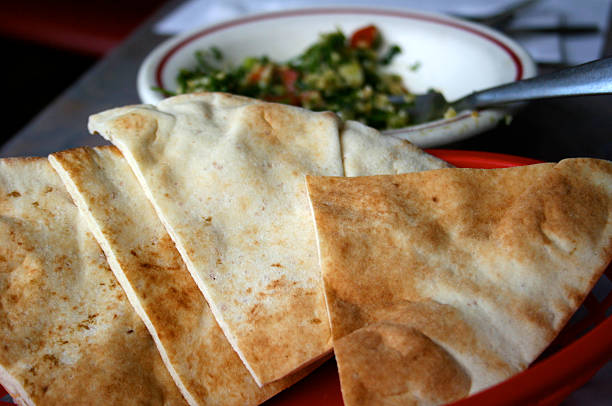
158,25,446,130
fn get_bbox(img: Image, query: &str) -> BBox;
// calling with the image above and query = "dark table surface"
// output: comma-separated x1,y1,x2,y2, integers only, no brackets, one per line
1,1,611,405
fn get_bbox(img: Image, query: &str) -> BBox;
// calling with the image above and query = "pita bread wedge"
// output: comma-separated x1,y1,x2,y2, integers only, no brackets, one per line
340,120,451,176
87,92,450,385
0,157,186,406
306,158,612,406
49,146,323,406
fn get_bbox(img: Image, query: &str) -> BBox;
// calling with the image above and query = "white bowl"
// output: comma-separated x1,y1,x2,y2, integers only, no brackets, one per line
138,7,536,147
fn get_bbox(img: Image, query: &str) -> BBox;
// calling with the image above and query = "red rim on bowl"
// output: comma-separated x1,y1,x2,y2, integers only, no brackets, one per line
154,8,526,92
1,150,610,406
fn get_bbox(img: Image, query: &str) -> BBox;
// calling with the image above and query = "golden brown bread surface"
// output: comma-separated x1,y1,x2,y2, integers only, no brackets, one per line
306,158,612,406
49,146,321,406
0,157,186,406
335,320,471,406
87,92,450,385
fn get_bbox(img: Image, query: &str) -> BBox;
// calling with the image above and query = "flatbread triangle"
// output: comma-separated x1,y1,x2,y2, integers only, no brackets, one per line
306,158,612,405
0,157,187,406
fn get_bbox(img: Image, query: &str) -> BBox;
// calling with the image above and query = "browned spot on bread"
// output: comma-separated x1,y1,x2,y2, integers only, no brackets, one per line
265,275,297,291
42,354,59,367
114,112,156,134
266,279,283,290
250,303,262,316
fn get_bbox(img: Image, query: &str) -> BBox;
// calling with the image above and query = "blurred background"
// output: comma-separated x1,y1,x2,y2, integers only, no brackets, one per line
0,0,167,140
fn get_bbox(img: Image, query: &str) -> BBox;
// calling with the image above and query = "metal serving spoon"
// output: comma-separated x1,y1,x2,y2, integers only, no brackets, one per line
402,56,612,124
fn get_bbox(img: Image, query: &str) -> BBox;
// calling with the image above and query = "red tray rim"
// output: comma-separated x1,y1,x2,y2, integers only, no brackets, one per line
426,148,543,167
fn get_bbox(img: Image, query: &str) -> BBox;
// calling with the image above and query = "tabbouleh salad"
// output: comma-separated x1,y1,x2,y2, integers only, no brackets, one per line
157,25,446,130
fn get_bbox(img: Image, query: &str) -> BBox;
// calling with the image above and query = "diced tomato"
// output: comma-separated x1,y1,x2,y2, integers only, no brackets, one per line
280,68,299,93
350,25,379,48
247,66,265,84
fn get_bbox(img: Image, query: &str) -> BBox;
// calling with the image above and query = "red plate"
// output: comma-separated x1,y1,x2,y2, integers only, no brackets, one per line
2,150,610,406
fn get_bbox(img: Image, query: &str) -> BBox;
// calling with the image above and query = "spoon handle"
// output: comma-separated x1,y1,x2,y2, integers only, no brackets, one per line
456,57,612,110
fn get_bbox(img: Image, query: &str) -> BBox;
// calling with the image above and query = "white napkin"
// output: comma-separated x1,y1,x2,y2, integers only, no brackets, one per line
154,0,610,65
